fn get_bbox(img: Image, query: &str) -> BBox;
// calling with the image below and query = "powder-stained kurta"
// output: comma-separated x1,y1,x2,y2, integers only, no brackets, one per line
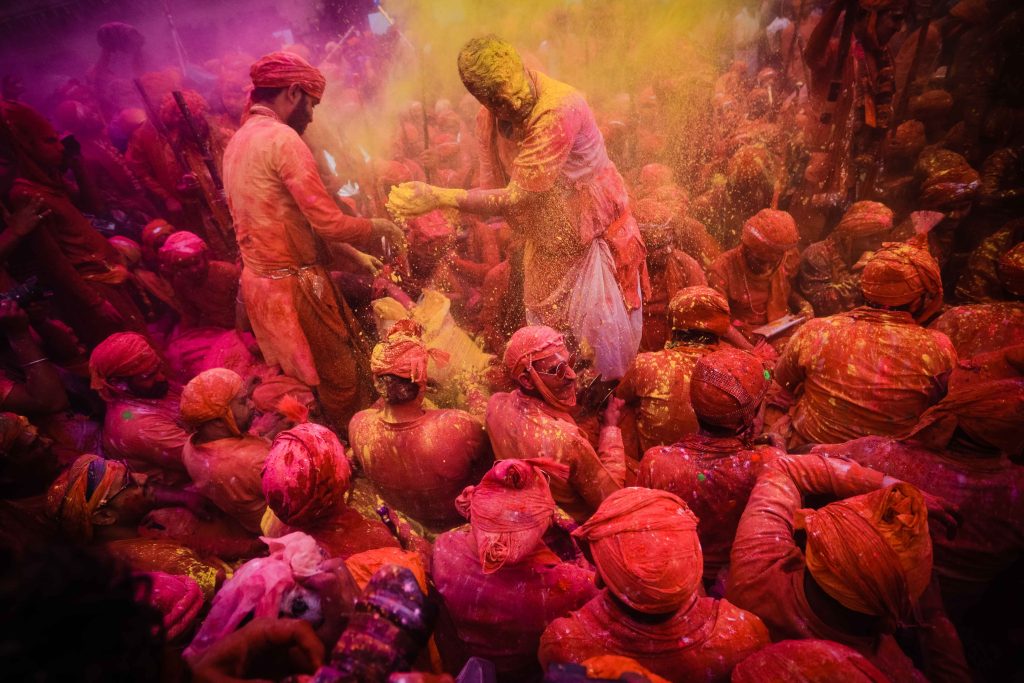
709,247,801,328
928,302,1024,359
182,435,269,533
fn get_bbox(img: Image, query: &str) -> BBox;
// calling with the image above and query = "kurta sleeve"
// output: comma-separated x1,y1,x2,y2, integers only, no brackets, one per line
511,102,582,193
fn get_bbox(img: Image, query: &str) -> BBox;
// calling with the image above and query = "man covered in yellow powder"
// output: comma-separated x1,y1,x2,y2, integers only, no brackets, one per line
388,36,648,380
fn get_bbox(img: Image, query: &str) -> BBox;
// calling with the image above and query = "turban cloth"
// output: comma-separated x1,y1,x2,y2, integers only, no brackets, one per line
669,286,731,336
180,368,245,433
885,120,926,161
741,209,799,258
573,487,703,614
89,332,162,401
158,231,208,269
137,571,205,641
732,639,891,683
691,348,770,429
728,145,773,191
835,201,894,238
803,483,932,625
860,242,942,319
408,210,456,244
0,100,62,188
583,656,671,683
158,89,208,131
46,454,129,541
370,319,448,386
250,51,326,101
109,236,142,267
997,242,1024,297
454,458,569,573
184,531,328,660
909,90,954,121
262,423,351,527
142,219,175,253
503,325,566,378
96,22,143,51
903,378,1024,455
917,150,980,213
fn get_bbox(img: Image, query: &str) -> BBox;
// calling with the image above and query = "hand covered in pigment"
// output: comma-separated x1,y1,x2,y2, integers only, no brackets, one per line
370,218,408,255
602,396,625,427
189,617,325,683
350,249,384,276
387,181,440,219
6,196,51,237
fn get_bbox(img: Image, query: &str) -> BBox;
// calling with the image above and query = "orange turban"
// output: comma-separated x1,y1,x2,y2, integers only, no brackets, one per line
370,319,448,386
261,423,350,527
158,231,208,269
860,242,942,320
89,332,162,400
997,242,1024,298
669,286,731,335
803,483,932,624
455,458,569,573
732,639,890,683
250,51,326,100
691,348,770,429
903,378,1024,455
573,487,703,614
741,209,799,258
180,368,245,434
503,325,566,379
835,201,893,238
46,454,129,541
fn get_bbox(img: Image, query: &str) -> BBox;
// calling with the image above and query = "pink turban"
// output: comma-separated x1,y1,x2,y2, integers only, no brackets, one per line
369,319,448,386
835,201,894,237
860,242,942,320
89,332,162,400
691,348,771,429
574,487,703,614
137,571,204,641
158,231,208,269
262,423,351,527
503,325,566,379
180,368,245,434
454,458,569,573
669,286,731,335
741,209,799,258
250,51,327,100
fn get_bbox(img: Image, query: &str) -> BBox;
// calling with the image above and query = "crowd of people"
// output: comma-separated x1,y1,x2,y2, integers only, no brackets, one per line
1,0,1022,680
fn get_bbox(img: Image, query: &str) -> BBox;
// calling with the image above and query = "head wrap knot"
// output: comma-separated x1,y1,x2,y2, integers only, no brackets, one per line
180,368,245,434
860,242,942,320
262,423,350,527
370,320,449,387
835,201,894,237
691,348,770,429
250,51,327,100
46,454,129,541
741,209,799,258
89,332,162,400
158,231,209,269
503,325,566,379
669,286,731,335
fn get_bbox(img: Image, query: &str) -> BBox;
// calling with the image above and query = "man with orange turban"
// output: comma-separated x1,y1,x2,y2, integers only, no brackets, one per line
539,487,770,682
180,368,267,533
89,332,189,484
727,454,968,681
432,459,597,681
260,423,400,558
638,348,782,589
774,243,956,447
798,201,894,316
222,51,404,430
485,325,624,522
349,321,492,533
708,208,812,336
617,287,731,461
813,377,1024,611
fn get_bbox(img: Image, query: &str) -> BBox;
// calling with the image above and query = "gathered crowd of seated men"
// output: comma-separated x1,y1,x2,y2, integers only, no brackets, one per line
1,0,1022,680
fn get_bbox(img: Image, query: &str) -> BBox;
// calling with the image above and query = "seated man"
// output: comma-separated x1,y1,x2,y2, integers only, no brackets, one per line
617,287,730,456
157,231,240,330
349,321,492,533
89,332,189,484
727,454,968,681
774,243,957,447
708,208,812,336
485,325,624,522
798,201,893,317
433,459,597,681
732,639,889,682
180,368,268,534
638,348,782,589
539,487,769,682
261,423,402,559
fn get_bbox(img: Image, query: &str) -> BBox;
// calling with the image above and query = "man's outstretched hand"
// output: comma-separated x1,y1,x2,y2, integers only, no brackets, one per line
190,618,325,683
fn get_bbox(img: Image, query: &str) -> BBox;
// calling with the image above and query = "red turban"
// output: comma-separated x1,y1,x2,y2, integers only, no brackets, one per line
158,231,208,268
669,286,731,335
370,319,449,386
903,378,1024,455
997,242,1024,298
454,458,569,573
917,150,980,215
860,242,942,320
138,571,205,641
46,454,130,541
732,639,890,683
741,209,799,258
109,236,141,267
250,51,327,101
835,201,893,237
261,423,350,527
803,483,932,624
503,325,566,379
142,219,176,253
573,487,703,614
89,332,162,400
691,348,770,429
158,89,208,131
180,368,245,434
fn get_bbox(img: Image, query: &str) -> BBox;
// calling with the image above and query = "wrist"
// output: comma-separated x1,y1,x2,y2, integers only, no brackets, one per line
435,187,468,209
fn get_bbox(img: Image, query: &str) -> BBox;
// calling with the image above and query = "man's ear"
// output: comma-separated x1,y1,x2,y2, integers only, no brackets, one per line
287,83,304,104
517,370,535,392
